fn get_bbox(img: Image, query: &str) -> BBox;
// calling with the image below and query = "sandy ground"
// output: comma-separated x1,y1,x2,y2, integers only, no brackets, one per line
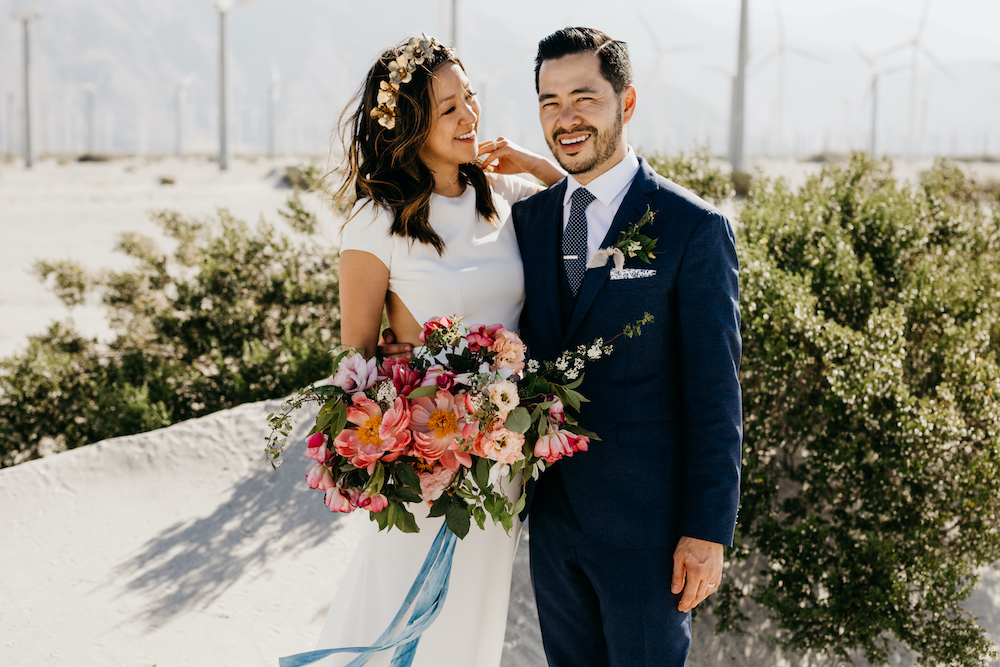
1,155,998,666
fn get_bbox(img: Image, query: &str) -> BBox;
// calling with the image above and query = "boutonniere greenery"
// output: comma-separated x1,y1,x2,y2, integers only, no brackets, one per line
587,207,659,270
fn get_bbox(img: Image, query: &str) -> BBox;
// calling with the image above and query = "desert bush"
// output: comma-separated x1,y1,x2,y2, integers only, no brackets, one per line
0,196,340,467
645,144,734,204
722,153,1000,665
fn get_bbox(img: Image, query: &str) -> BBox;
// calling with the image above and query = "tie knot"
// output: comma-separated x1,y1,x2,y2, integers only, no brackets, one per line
571,187,595,209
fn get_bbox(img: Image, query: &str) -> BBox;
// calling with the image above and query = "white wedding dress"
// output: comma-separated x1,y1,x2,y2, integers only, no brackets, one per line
313,173,539,667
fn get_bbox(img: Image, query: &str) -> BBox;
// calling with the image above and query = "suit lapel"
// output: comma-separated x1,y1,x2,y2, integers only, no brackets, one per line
561,160,659,347
534,180,567,348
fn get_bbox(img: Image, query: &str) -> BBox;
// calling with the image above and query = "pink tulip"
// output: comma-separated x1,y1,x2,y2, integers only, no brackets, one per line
420,365,457,392
325,487,355,513
306,463,335,491
357,491,389,513
379,357,424,396
306,431,331,463
419,316,453,344
466,323,503,352
534,429,588,464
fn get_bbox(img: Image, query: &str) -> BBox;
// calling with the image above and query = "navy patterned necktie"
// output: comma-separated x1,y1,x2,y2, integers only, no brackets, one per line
563,187,595,296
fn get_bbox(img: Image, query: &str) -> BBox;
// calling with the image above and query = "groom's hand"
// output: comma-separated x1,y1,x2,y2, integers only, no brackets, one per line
377,327,413,360
671,536,724,613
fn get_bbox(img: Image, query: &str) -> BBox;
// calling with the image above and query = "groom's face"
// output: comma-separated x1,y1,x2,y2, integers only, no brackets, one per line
537,51,634,183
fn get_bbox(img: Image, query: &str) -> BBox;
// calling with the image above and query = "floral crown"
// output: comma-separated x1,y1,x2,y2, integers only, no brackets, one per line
371,33,449,130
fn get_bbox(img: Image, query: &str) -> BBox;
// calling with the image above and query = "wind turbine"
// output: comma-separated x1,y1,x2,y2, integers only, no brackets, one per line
637,10,702,153
268,62,280,159
11,9,39,168
876,0,951,157
751,0,826,156
175,73,195,156
213,0,256,170
83,83,96,154
856,46,907,155
728,0,749,171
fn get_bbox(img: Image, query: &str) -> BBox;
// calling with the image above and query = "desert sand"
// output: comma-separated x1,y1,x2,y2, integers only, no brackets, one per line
1,155,997,666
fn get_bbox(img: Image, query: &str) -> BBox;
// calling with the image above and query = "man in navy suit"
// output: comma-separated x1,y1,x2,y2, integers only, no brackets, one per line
512,27,743,666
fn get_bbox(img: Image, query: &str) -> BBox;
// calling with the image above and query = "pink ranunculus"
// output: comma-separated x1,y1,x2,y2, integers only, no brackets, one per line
420,365,457,392
306,431,331,463
490,329,526,372
380,357,424,396
332,352,380,393
418,465,457,502
357,490,389,513
481,426,526,465
419,316,453,344
410,390,470,470
306,463,336,491
466,323,503,353
334,394,412,473
325,487,356,513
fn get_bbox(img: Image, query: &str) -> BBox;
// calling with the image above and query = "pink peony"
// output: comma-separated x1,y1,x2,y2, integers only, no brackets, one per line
534,429,590,464
379,357,424,396
419,316,453,344
418,465,457,502
481,426,526,465
334,394,412,473
410,390,471,470
332,352,380,393
306,431,331,463
466,323,503,353
325,487,356,513
306,463,336,491
490,330,526,372
357,490,389,513
420,365,457,392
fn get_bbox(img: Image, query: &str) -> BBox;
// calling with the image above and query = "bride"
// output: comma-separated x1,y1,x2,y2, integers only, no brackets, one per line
311,35,563,667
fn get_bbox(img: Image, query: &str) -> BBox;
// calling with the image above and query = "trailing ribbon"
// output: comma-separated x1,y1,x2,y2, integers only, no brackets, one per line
278,522,458,667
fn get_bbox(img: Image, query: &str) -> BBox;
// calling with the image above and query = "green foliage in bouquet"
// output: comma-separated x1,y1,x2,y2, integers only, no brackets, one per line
724,154,1000,666
0,196,340,467
645,144,735,205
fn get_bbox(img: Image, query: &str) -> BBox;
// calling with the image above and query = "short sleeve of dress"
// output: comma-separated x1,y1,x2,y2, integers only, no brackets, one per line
488,173,543,208
340,199,394,270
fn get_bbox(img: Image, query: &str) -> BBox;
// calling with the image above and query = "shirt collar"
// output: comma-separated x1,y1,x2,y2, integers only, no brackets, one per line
563,146,640,207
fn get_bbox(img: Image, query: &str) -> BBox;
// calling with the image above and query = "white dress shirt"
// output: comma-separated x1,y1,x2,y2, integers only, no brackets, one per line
562,146,641,265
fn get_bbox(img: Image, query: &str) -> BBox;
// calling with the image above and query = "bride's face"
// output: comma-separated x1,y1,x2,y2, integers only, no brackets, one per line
419,63,481,177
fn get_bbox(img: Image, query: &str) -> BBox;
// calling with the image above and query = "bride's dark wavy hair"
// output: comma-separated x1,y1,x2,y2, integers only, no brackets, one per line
333,38,498,255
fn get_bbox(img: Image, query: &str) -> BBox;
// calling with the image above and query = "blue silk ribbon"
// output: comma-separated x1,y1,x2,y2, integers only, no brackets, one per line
278,521,458,667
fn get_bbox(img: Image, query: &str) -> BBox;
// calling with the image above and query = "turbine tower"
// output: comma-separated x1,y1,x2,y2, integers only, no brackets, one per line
877,0,950,157
856,46,906,155
12,10,40,168
268,62,280,159
752,0,826,156
728,0,749,171
175,74,195,156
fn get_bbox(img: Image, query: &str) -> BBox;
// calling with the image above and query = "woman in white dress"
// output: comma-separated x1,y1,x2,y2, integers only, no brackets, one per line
312,35,564,667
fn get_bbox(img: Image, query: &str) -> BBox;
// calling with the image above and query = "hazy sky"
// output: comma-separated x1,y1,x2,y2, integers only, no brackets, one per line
1,0,997,157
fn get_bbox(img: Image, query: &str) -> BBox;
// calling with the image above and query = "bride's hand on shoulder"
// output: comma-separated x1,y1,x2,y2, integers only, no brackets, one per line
476,137,565,187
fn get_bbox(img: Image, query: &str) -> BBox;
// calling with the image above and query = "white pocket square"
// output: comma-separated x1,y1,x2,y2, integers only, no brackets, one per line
610,268,657,281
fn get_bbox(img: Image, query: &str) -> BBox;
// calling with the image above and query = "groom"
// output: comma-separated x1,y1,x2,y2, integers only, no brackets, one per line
512,27,742,666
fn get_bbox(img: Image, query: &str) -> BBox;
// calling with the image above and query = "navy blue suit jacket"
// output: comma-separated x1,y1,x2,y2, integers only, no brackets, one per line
512,157,742,550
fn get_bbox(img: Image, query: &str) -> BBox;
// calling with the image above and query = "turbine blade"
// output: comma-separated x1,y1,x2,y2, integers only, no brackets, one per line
788,46,828,63
919,45,953,77
916,0,932,38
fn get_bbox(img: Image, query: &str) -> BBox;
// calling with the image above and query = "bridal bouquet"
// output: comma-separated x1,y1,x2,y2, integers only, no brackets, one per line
265,314,646,539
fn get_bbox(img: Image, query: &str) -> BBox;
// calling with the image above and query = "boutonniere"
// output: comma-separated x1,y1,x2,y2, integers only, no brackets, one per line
587,207,658,270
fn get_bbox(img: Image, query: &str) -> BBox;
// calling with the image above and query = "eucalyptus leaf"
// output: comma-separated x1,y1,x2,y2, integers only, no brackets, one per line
405,385,438,399
505,406,531,434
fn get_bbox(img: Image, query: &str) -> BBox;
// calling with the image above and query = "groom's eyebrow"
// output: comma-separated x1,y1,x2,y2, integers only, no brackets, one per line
538,86,600,101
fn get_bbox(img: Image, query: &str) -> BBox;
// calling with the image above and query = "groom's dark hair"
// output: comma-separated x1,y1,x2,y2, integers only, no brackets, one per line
534,27,633,94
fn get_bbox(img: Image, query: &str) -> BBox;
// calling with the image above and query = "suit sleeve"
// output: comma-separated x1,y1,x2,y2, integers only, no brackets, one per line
676,210,743,546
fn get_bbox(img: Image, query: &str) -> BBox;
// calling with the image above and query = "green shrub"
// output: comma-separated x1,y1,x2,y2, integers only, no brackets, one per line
645,145,735,204
0,196,340,467
724,153,1000,665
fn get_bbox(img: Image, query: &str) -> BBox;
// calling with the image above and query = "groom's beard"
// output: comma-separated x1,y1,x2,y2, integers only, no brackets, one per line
547,104,624,176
